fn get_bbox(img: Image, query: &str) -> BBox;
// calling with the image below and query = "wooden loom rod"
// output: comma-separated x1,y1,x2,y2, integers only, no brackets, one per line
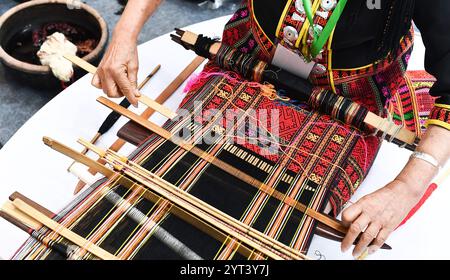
10,199,119,260
80,140,304,260
175,30,418,147
0,209,84,260
96,96,392,250
63,54,177,120
96,96,348,233
73,56,206,195
9,192,54,218
1,201,42,230
43,137,276,259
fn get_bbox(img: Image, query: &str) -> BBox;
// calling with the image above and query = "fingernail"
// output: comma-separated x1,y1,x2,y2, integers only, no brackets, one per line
135,90,141,97
355,249,369,260
134,103,139,108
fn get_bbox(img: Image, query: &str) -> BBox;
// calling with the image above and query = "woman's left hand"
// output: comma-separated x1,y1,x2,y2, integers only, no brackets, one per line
340,179,422,257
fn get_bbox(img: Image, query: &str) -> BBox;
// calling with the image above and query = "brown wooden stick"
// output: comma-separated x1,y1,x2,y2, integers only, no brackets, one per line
73,56,205,194
1,201,42,230
11,198,119,260
9,192,55,218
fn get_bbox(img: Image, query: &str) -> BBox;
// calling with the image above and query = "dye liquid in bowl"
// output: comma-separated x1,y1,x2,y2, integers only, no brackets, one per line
5,22,98,65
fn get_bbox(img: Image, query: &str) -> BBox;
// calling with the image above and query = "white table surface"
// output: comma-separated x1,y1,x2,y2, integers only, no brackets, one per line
0,16,448,260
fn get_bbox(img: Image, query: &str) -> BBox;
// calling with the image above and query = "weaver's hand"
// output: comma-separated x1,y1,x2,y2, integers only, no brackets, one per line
92,35,140,107
340,179,422,258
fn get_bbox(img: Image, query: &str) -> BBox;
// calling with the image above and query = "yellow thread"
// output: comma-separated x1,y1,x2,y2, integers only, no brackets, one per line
327,27,337,94
425,119,450,131
435,103,450,110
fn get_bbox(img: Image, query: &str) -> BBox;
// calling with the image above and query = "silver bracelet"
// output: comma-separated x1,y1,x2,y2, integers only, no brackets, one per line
410,151,442,169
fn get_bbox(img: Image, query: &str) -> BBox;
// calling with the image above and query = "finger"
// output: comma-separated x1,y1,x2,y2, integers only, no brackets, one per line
127,63,140,99
113,68,139,107
100,68,121,98
353,222,381,258
341,213,370,253
341,203,363,227
368,228,392,255
128,63,139,94
92,73,102,89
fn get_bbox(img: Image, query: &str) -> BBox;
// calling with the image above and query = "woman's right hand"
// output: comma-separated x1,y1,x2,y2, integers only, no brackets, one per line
92,35,141,107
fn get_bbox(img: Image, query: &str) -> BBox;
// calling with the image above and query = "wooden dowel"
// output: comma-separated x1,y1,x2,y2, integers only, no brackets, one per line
9,192,55,218
96,96,348,234
364,111,417,146
139,65,161,90
11,198,119,260
1,201,42,230
79,139,306,260
43,137,115,178
73,56,205,194
63,54,177,119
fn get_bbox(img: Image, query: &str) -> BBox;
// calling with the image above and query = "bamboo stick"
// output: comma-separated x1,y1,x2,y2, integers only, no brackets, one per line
11,198,119,260
63,54,177,119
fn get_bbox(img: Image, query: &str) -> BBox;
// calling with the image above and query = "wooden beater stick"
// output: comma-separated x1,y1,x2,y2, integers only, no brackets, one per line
73,56,206,194
63,54,177,119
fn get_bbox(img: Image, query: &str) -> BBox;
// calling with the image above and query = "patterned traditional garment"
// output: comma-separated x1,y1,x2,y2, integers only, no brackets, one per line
219,0,438,215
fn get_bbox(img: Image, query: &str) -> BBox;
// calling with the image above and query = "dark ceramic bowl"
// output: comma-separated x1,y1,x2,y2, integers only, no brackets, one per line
0,0,108,89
